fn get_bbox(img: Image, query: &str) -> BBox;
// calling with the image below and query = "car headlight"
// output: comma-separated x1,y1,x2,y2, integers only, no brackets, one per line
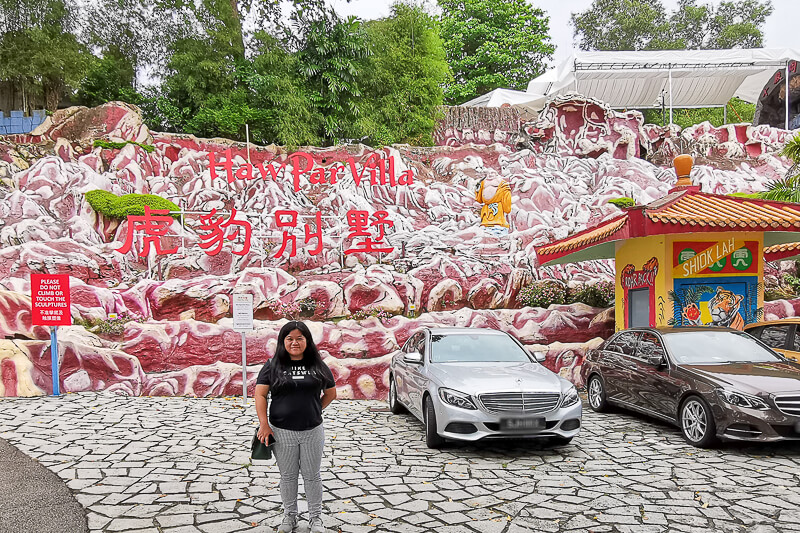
560,386,580,408
438,388,477,410
716,389,770,410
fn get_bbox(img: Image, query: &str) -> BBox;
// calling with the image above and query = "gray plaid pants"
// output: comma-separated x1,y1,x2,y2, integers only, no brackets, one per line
271,424,325,520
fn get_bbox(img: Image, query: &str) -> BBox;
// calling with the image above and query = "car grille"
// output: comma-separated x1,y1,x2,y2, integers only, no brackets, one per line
774,395,800,417
478,392,561,414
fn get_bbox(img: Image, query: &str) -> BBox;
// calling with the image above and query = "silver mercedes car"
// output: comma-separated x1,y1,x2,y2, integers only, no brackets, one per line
388,327,582,448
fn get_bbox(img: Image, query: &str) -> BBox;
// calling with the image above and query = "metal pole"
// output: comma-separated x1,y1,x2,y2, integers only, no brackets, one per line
241,331,247,403
246,124,251,166
50,326,60,395
668,66,673,125
786,62,791,130
723,104,727,125
180,200,185,253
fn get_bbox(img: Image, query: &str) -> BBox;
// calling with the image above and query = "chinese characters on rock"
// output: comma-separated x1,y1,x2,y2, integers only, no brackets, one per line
273,209,394,257
115,206,394,258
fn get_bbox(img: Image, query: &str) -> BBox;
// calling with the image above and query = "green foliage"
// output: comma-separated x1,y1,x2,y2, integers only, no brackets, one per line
438,0,554,105
140,1,449,147
84,190,117,214
93,139,155,153
759,175,800,203
295,10,370,143
780,133,800,182
85,190,180,220
250,32,324,147
782,273,800,295
357,3,450,146
609,197,635,208
569,282,615,308
572,0,773,52
74,313,144,336
571,0,670,51
0,0,91,111
755,135,800,203
346,306,395,323
517,281,568,309
729,192,760,199
642,97,755,128
76,47,141,108
782,133,800,163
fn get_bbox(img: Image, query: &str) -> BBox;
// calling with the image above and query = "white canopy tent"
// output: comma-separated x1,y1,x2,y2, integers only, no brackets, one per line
460,88,546,112
464,48,800,128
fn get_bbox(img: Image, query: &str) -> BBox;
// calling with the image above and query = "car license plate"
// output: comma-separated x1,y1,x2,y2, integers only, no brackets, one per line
500,417,545,431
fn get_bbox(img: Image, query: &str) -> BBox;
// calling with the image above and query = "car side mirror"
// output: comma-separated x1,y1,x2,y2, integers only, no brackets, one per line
404,351,423,364
647,352,665,367
533,352,547,363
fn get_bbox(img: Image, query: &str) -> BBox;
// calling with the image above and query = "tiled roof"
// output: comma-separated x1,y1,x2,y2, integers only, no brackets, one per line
535,188,800,266
765,241,800,254
537,217,627,256
648,193,800,228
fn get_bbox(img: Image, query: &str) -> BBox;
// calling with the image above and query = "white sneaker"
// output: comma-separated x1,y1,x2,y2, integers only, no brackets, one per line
276,514,297,533
309,517,325,533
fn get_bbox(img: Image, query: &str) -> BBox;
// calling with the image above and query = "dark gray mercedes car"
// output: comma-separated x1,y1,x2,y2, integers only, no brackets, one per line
581,327,800,447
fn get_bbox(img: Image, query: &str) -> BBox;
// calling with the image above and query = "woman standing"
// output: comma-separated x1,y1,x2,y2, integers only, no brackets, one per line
255,321,337,533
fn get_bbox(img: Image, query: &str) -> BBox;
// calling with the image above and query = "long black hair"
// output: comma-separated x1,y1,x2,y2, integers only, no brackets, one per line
269,320,327,389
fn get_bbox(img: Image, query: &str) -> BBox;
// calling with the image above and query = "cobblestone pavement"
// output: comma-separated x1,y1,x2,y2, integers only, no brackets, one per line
1,393,800,533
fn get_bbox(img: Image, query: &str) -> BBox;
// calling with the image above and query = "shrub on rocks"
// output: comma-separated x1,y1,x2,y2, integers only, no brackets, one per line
517,281,568,309
569,281,614,308
85,190,180,219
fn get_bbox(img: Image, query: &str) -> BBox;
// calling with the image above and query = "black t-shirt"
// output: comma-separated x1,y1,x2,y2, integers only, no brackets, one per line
256,359,336,431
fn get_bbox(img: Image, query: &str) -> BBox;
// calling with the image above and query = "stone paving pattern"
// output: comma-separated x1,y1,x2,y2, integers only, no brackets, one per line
1,393,799,533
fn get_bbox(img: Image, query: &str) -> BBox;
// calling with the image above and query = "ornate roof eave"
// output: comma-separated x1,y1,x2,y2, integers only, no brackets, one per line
535,215,630,266
535,189,800,268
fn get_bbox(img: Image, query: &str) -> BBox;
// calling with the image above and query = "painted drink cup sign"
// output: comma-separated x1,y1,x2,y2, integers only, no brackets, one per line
621,257,659,289
673,239,758,277
31,274,71,326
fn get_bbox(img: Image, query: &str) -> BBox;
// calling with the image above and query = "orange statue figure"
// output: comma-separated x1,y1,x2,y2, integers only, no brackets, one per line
474,170,512,237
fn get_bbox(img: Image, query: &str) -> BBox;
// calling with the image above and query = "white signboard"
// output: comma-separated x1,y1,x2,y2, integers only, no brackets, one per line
232,293,254,331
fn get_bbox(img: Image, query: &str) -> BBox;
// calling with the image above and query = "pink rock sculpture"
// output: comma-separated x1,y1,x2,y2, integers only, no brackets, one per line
0,101,795,398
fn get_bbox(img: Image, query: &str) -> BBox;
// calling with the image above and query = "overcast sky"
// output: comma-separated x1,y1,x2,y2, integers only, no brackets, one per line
329,0,797,66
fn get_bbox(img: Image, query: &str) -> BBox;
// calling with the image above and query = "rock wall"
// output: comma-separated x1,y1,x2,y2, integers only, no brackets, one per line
0,101,795,398
441,93,797,163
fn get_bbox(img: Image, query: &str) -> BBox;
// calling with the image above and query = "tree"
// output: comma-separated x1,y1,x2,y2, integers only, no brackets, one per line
439,0,554,105
0,0,90,111
758,134,800,202
571,0,774,51
293,7,371,143
358,3,451,146
708,0,773,49
250,32,324,147
571,0,670,51
76,47,139,107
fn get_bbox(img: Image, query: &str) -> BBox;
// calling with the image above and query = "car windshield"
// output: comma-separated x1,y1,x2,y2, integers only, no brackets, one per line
663,330,784,364
430,333,533,363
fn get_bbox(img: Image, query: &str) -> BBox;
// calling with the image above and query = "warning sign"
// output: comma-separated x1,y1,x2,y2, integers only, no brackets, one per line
31,274,71,326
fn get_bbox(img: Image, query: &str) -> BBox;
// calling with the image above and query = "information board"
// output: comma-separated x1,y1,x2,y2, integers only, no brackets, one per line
232,293,254,331
31,274,71,326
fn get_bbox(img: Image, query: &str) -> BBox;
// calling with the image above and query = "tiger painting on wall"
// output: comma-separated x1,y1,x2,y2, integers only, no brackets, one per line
707,286,745,330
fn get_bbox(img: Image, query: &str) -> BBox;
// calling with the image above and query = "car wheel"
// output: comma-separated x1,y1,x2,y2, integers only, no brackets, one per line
680,396,717,448
587,375,609,412
388,375,406,414
424,397,445,449
549,436,573,446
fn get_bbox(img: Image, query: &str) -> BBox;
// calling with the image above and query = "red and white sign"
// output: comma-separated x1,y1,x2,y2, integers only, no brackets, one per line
31,274,71,326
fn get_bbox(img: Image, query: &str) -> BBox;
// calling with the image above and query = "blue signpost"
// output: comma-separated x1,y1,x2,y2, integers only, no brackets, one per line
31,274,70,396
50,326,60,395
